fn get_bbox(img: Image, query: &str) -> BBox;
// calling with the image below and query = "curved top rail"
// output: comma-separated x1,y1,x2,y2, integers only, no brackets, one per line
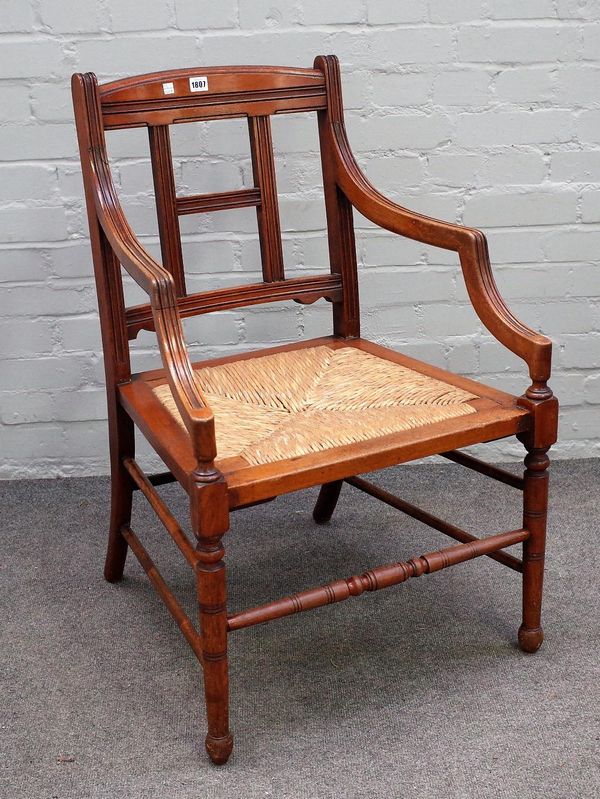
98,66,327,128
99,65,325,101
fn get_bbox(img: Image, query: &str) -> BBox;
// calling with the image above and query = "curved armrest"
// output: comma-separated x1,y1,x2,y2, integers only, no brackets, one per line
326,118,552,389
89,145,217,464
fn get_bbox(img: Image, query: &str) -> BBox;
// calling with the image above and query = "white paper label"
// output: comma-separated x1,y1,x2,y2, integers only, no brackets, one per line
189,76,208,92
162,82,175,95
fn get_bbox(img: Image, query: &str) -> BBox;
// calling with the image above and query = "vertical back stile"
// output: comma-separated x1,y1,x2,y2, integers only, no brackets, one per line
148,125,187,296
72,72,132,384
248,115,285,283
315,55,360,338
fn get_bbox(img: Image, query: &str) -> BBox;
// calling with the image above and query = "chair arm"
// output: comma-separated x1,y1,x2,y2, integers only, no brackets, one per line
328,119,552,391
89,145,218,465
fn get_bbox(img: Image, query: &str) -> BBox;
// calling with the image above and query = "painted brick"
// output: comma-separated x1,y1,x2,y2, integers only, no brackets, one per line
107,1,171,32
446,338,479,373
582,23,600,58
1,207,69,244
370,28,454,65
362,154,425,189
0,40,66,79
455,110,573,146
349,112,453,151
76,36,199,76
557,0,600,19
490,0,555,19
576,110,600,143
175,0,238,29
31,83,74,122
0,165,56,202
372,72,434,107
582,190,600,223
0,425,66,461
0,285,95,317
559,407,600,440
583,374,600,403
544,230,600,261
428,0,486,23
200,31,326,66
422,304,483,337
2,0,36,32
238,0,300,28
39,0,108,32
0,392,55,425
427,154,484,188
0,249,49,283
0,85,32,122
551,150,600,182
301,0,364,24
432,70,491,106
557,66,600,105
359,268,454,306
464,190,578,227
560,334,600,368
368,0,427,24
0,124,78,160
2,356,87,390
0,319,55,356
494,67,555,103
486,152,547,185
57,316,101,352
53,390,107,421
458,25,578,64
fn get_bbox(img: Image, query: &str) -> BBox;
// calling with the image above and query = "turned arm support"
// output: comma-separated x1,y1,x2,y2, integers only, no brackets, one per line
322,101,552,394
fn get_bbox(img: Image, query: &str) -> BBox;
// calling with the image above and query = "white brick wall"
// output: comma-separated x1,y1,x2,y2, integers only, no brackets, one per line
1,1,599,477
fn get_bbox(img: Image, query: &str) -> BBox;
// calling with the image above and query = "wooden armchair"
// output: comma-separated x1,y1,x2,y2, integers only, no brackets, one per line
72,56,558,765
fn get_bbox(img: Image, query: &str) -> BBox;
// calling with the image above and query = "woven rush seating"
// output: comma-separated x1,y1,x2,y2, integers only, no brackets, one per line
153,343,478,467
119,336,530,504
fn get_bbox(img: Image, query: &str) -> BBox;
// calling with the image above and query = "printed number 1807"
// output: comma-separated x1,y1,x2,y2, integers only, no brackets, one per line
189,76,208,92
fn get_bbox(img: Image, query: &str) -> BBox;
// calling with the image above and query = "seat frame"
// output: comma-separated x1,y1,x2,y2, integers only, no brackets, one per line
72,55,558,765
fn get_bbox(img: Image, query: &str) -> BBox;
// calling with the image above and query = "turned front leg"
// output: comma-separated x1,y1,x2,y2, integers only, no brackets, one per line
192,477,233,765
519,447,550,653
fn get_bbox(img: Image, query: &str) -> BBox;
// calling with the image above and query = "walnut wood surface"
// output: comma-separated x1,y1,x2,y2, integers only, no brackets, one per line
72,55,558,765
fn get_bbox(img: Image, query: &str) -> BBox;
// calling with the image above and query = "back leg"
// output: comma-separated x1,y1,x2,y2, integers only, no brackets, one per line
313,480,343,524
104,407,134,583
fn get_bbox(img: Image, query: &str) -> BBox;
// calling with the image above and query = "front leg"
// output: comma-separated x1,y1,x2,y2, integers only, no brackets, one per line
518,446,550,653
192,476,233,765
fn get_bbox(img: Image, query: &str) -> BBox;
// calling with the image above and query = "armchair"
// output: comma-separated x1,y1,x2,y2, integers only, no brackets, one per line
72,55,557,765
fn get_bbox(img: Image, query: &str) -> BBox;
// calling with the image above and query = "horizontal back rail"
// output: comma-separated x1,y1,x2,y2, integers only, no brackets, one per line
175,188,261,215
99,66,326,129
125,274,342,338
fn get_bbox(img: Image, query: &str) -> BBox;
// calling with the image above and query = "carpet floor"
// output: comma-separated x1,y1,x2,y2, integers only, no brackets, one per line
1,458,598,799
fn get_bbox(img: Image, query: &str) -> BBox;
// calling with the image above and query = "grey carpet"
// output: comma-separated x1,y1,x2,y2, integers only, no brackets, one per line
1,459,599,799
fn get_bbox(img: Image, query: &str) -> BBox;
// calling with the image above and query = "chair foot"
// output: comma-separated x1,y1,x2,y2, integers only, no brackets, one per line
103,547,127,583
104,466,133,582
205,733,233,765
313,480,343,524
104,514,130,583
518,624,544,653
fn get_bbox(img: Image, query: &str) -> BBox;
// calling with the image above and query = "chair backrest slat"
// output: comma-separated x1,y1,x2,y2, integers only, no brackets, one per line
125,274,343,340
148,125,186,296
248,115,284,283
176,188,261,215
